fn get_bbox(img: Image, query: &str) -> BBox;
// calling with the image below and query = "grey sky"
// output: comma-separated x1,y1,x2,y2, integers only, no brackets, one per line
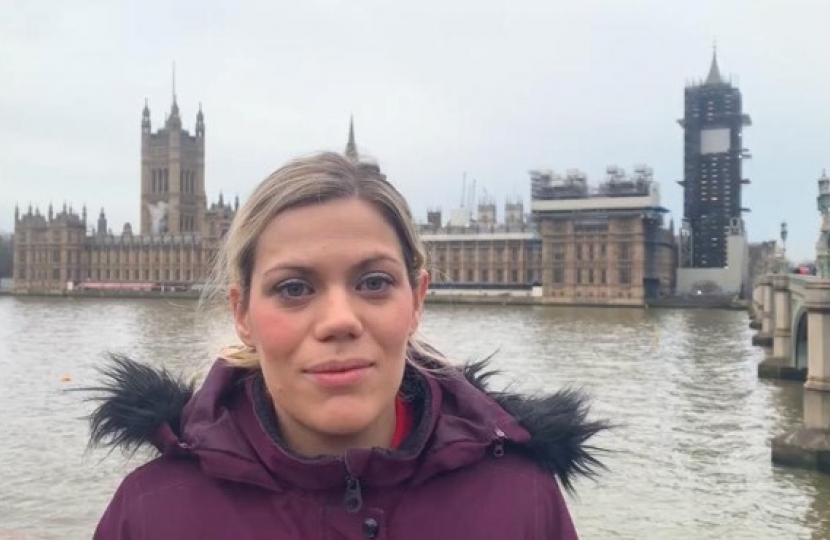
2,0,828,261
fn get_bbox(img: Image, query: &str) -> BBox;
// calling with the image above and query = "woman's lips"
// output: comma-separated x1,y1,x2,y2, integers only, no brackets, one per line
304,361,375,388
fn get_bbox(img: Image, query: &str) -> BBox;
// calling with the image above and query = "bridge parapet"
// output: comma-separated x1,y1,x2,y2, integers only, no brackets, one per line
766,275,830,474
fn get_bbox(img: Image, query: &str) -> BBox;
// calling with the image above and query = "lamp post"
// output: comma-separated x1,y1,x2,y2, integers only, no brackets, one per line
817,170,830,277
779,221,788,273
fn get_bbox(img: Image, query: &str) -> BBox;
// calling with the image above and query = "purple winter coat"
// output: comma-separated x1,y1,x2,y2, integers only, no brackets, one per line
89,355,606,539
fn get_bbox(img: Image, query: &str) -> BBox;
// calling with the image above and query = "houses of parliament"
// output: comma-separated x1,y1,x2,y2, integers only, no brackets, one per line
12,94,235,293
12,90,679,306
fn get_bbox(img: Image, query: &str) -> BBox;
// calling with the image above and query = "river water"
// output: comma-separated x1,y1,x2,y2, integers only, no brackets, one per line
0,296,829,539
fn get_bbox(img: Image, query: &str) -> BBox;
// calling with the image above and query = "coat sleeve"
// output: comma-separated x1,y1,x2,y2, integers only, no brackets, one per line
535,475,579,539
94,476,145,540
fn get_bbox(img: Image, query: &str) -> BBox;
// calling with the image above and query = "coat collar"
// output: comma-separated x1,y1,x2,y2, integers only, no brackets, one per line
181,360,524,492
86,353,607,495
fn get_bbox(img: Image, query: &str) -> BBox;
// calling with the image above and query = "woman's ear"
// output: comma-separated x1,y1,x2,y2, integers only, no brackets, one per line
229,284,254,346
410,270,430,334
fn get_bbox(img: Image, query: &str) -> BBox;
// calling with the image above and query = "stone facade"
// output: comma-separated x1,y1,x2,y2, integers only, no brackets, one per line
529,166,676,306
12,96,235,294
420,166,677,306
420,210,542,287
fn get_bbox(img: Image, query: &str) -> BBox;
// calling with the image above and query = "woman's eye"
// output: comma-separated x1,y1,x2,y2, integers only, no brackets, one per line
359,274,393,292
275,280,312,298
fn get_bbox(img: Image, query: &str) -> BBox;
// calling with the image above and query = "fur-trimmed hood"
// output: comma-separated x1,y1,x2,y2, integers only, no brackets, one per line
86,354,607,493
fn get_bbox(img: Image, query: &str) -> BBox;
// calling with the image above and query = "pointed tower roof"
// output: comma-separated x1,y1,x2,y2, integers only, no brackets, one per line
345,115,358,161
142,98,152,133
166,63,182,128
705,48,724,85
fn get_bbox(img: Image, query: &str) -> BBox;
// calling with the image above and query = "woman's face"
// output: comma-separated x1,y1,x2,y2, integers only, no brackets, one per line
231,197,428,455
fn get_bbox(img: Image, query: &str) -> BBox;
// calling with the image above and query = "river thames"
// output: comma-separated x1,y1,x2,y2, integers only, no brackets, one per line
1,296,829,539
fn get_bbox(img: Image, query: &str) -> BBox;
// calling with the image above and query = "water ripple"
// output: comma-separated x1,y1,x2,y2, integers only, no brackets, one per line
1,298,829,539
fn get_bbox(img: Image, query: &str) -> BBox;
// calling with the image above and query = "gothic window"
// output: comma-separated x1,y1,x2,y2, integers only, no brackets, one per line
553,267,564,284
619,268,631,285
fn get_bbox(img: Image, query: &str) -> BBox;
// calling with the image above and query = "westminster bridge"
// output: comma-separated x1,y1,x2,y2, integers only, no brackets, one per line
751,272,830,473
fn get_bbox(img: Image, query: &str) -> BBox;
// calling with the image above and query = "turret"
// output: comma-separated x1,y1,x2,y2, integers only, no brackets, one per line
98,208,108,236
142,99,151,135
427,208,442,229
48,203,53,221
196,103,205,138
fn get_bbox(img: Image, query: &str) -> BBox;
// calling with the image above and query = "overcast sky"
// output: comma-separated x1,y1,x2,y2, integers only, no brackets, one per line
2,0,829,260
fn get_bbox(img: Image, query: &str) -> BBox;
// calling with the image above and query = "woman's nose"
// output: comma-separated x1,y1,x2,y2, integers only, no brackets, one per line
312,287,364,341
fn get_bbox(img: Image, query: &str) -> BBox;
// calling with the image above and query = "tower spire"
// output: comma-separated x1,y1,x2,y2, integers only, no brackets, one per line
705,45,724,85
167,62,181,128
345,115,358,161
142,98,151,133
196,101,205,138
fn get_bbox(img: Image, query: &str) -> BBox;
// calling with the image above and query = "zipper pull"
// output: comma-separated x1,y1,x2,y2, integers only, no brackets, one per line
493,427,505,458
343,475,363,513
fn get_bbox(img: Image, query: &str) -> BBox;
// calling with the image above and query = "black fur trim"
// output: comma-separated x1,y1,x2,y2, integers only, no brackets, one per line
461,359,610,493
81,353,194,454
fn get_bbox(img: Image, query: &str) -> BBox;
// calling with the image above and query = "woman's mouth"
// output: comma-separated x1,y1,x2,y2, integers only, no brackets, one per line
304,360,375,388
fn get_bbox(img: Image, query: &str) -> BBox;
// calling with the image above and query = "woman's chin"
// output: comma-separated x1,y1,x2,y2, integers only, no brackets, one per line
308,400,385,438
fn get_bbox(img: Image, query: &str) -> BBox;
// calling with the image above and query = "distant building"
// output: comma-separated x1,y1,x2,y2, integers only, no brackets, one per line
678,50,752,269
419,198,542,290
674,51,752,297
419,165,677,306
529,165,676,305
13,90,236,294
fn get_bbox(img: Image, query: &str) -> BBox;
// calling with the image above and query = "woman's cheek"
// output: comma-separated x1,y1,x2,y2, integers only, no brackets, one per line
250,304,302,351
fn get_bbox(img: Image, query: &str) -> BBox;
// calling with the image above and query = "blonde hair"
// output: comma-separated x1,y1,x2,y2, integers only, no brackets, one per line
203,152,448,370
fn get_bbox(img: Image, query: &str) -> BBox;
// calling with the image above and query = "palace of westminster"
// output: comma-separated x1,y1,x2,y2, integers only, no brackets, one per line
14,54,762,306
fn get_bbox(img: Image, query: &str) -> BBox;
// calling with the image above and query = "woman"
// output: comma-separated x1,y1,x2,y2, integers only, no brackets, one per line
89,152,608,539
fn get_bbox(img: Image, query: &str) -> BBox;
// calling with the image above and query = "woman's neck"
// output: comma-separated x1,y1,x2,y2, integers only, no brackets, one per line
275,403,397,457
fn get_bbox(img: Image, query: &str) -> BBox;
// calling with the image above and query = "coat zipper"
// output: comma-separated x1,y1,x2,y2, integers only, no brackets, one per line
493,427,506,458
